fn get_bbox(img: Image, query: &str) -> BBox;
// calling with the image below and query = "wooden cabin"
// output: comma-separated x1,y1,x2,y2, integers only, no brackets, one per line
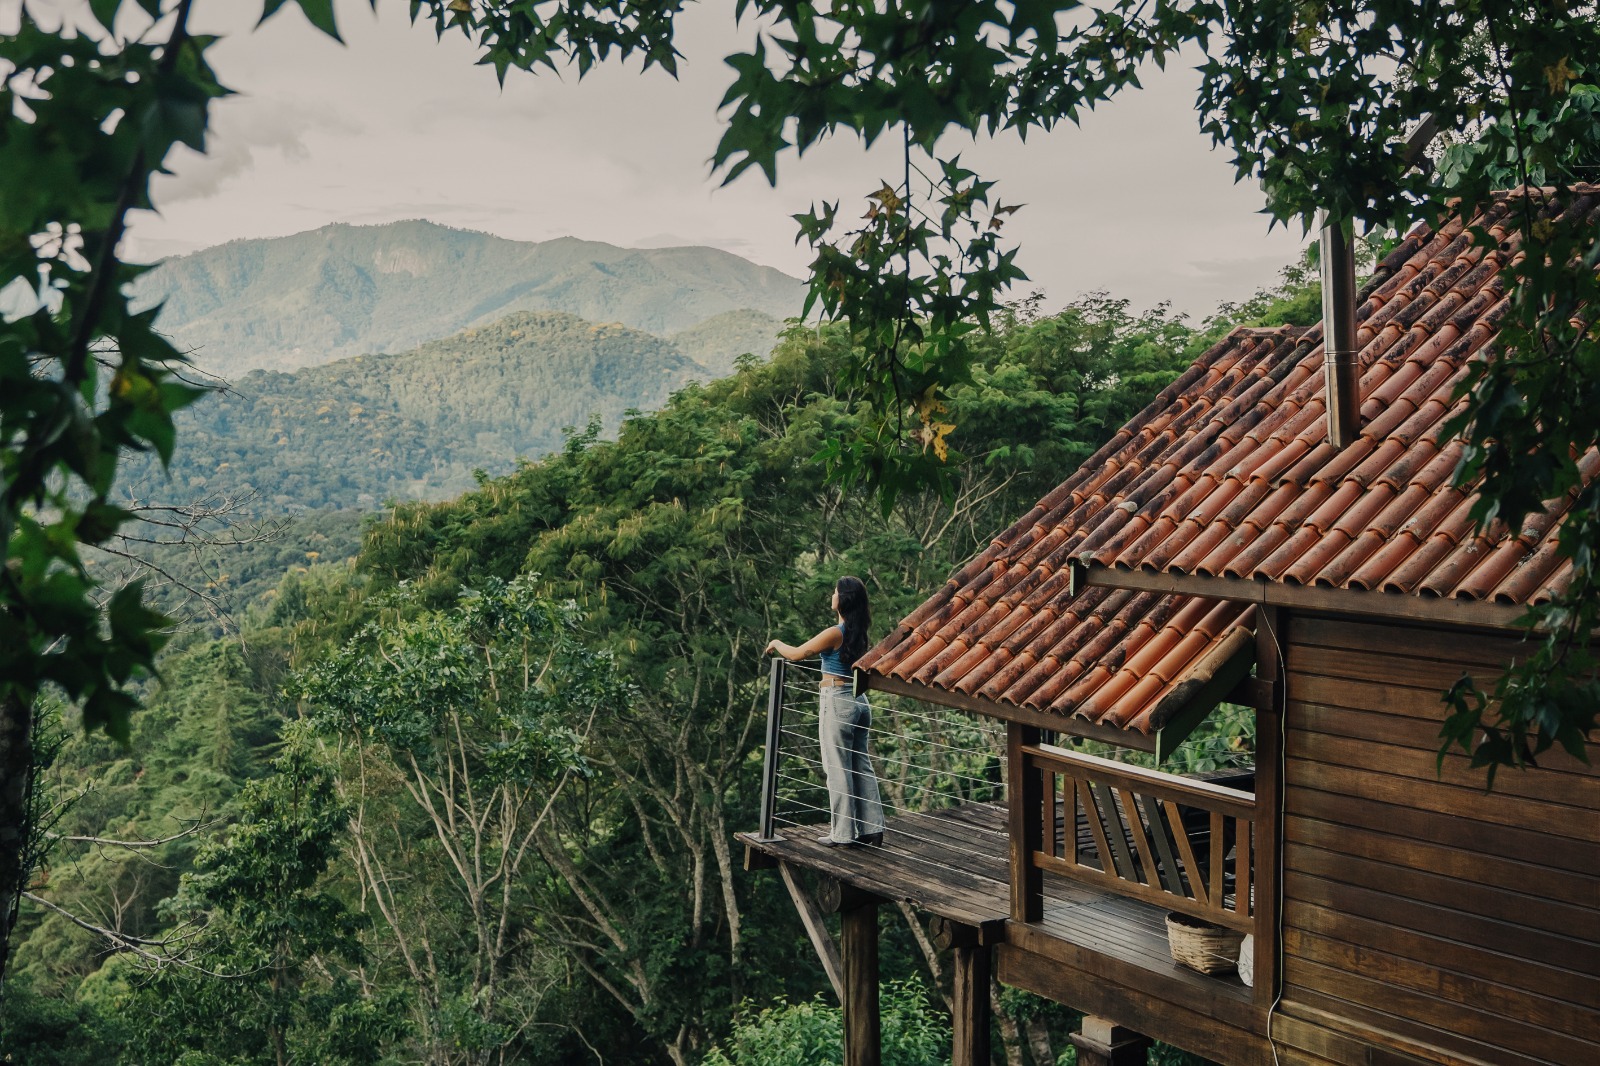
740,184,1600,1066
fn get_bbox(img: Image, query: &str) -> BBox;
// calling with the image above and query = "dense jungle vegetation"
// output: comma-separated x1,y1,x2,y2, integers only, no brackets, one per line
2,279,1313,1065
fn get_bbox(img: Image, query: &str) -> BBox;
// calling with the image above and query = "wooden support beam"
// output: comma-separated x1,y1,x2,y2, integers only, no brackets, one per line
743,844,777,872
818,877,878,916
778,862,844,1003
1073,561,1527,632
841,895,881,1066
1067,1016,1153,1066
928,914,1005,949
950,942,991,1066
864,672,1157,751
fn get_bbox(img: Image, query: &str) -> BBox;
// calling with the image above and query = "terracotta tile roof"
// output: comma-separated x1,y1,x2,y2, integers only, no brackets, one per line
860,185,1600,736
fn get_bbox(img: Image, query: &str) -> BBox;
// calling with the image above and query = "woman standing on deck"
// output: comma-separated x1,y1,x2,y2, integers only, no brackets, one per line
765,576,886,848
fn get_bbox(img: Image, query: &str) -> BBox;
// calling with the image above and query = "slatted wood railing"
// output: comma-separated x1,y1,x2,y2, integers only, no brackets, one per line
1020,742,1257,932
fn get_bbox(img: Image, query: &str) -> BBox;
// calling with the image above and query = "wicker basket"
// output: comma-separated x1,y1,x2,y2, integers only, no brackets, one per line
1165,912,1245,976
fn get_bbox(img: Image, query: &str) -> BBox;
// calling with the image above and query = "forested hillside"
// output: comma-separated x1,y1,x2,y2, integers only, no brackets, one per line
670,309,787,376
135,220,805,374
6,278,1318,1064
116,311,716,512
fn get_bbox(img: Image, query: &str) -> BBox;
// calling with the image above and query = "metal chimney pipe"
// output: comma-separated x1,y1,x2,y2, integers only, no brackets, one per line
1320,213,1360,449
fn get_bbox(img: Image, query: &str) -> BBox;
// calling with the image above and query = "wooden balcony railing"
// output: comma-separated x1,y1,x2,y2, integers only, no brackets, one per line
1015,738,1258,933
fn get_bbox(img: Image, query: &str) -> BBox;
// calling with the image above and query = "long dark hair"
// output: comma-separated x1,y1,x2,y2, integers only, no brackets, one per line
835,576,871,668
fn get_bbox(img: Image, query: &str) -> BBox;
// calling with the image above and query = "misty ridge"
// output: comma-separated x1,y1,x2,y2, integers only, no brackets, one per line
133,219,805,375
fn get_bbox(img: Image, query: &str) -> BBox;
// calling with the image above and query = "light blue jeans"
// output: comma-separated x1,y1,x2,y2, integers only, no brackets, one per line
819,685,885,843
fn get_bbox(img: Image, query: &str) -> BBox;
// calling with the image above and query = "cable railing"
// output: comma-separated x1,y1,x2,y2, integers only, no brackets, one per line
756,657,1264,946
756,659,1009,879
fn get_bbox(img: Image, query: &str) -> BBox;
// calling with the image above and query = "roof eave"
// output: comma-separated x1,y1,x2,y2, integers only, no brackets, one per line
857,670,1160,754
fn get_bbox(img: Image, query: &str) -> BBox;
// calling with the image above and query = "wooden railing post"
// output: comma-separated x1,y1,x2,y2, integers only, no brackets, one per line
1008,722,1043,923
757,657,787,841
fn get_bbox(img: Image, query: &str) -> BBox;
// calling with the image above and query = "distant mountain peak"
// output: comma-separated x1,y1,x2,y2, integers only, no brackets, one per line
135,221,804,376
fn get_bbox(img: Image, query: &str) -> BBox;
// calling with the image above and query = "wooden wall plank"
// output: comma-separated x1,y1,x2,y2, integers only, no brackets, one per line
1283,987,1558,1066
1285,785,1600,877
1285,757,1600,842
1284,870,1598,979
1279,616,1600,1066
1286,668,1600,773
1284,927,1598,1038
1287,671,1459,722
1289,644,1487,692
1282,956,1597,1064
1264,1012,1370,1066
1288,616,1523,669
1284,811,1597,908
1292,701,1599,777
1285,896,1600,1010
1288,728,1599,807
1286,806,1600,902
1274,1000,1549,1066
1284,844,1600,943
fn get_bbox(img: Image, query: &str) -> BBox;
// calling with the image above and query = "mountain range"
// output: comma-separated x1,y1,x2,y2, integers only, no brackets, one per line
135,220,805,375
116,311,728,512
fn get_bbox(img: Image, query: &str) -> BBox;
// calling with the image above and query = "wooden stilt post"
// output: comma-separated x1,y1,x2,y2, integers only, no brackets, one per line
841,894,880,1066
930,916,991,1066
950,942,991,1066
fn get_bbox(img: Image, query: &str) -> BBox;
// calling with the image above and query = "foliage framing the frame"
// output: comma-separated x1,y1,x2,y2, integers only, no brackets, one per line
0,0,346,988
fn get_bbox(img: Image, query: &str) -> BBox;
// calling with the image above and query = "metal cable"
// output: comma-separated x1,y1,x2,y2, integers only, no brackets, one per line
776,744,1000,794
778,704,1004,765
770,809,1008,874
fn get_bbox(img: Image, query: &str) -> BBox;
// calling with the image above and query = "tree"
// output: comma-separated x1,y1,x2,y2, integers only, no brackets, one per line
0,0,338,989
121,730,402,1066
414,0,1600,771
294,575,626,1065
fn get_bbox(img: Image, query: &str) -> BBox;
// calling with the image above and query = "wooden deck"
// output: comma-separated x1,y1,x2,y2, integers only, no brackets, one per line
739,801,1251,1003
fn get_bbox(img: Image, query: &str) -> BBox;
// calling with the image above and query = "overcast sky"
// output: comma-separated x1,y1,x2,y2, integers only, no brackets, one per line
103,0,1307,318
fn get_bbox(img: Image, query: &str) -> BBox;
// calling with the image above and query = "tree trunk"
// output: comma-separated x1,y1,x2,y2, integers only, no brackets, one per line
1022,1014,1054,1066
0,690,34,992
989,978,1025,1066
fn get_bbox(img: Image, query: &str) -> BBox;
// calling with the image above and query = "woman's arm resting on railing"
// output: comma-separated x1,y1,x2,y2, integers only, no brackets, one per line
764,627,843,661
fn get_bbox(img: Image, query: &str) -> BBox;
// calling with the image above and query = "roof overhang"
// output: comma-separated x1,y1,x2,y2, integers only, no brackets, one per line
859,619,1256,760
